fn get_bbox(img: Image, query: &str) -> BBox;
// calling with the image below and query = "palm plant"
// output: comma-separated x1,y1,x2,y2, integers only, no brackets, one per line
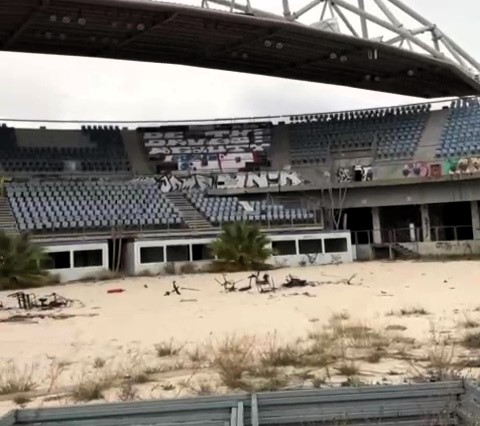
209,223,272,270
0,231,48,290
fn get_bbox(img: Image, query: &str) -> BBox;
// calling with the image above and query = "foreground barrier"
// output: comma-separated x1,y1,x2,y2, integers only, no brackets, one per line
1,381,479,425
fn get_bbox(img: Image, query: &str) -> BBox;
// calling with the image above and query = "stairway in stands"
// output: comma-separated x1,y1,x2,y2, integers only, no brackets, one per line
165,192,215,231
0,196,18,234
121,129,152,175
414,109,449,161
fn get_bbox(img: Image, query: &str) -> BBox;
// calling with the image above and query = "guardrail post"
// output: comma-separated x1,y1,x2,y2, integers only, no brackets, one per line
251,393,259,426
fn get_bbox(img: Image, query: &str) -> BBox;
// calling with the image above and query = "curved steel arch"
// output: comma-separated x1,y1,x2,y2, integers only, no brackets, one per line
202,0,480,78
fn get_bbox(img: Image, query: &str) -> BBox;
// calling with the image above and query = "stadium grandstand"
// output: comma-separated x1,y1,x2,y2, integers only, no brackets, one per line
4,0,480,424
2,95,480,279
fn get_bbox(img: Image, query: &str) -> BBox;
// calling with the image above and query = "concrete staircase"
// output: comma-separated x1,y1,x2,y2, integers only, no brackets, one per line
392,243,421,260
270,124,292,170
121,129,152,175
165,192,215,231
0,197,18,234
414,109,449,161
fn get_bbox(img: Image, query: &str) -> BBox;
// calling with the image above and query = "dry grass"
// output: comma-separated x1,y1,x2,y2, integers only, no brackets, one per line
0,361,38,395
117,382,139,402
387,307,430,317
260,335,301,367
154,340,182,357
72,371,116,402
13,395,31,406
211,336,254,390
187,346,207,364
460,312,480,329
365,348,384,364
331,311,351,321
93,357,106,369
336,361,360,377
386,324,408,331
462,331,480,349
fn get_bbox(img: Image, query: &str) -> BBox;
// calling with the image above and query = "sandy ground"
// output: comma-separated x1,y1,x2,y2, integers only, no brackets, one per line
1,260,480,415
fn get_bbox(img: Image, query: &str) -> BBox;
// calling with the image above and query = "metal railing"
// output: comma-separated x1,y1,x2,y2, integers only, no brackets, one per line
1,381,476,426
351,225,475,245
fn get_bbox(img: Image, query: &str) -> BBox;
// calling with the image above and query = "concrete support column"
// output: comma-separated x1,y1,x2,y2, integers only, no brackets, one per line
420,204,431,242
471,201,480,240
372,207,382,244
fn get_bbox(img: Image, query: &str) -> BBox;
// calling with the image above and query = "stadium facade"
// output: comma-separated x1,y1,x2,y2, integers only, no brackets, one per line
2,97,480,281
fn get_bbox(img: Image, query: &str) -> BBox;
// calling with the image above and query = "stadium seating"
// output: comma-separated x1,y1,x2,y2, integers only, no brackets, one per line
186,192,316,226
7,180,182,233
436,98,480,158
288,104,430,164
0,124,130,174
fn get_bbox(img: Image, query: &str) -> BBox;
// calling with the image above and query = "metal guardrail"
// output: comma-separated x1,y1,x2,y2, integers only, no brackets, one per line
0,381,475,426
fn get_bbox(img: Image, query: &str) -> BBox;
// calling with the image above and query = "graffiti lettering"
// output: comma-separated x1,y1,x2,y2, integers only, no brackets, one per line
402,161,429,178
445,157,480,175
157,171,308,193
336,165,373,183
330,254,342,264
143,123,272,172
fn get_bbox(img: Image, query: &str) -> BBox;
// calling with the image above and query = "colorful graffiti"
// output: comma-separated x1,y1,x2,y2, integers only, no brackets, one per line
336,165,373,183
143,123,272,173
157,171,309,193
444,157,480,175
402,161,429,178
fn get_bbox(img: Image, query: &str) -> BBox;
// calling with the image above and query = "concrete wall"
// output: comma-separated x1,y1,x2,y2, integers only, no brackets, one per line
401,240,480,257
43,241,109,282
127,231,353,275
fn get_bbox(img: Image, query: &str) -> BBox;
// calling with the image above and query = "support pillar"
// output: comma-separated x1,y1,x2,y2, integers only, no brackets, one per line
372,207,382,244
420,204,431,242
471,201,480,240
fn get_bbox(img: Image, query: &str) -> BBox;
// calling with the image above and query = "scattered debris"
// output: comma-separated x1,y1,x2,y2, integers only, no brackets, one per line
248,272,275,293
0,313,99,324
107,288,125,294
5,292,81,310
215,274,242,292
180,299,198,303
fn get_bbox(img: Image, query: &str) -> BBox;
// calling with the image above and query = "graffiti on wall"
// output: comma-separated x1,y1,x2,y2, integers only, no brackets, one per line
143,123,272,173
157,171,309,193
402,161,429,178
336,165,373,183
444,157,480,175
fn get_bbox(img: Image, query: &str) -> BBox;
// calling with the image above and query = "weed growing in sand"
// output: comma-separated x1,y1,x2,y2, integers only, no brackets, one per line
462,331,480,349
0,361,38,395
180,380,216,396
161,383,175,391
93,357,106,369
460,312,480,329
366,348,384,364
386,324,408,331
331,311,351,321
117,382,138,402
187,346,207,364
261,336,301,367
311,376,326,388
72,371,117,402
13,395,31,406
211,336,254,390
387,307,430,317
154,340,182,357
336,361,360,377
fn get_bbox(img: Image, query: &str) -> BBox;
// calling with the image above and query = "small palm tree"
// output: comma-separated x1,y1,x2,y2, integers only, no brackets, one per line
210,223,273,270
0,231,48,290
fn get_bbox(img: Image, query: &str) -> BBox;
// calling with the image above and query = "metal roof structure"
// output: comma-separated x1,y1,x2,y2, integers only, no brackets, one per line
0,381,478,426
1,0,480,98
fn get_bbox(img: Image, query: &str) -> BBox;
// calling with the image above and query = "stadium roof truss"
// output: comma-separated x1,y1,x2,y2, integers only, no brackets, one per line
202,0,480,80
1,0,480,98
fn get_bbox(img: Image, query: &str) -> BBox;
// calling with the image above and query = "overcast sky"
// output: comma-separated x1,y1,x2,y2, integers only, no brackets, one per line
0,0,478,124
